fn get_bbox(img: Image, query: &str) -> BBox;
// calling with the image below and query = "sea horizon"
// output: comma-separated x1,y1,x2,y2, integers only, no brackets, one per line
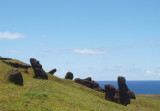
97,80,160,81
97,80,160,94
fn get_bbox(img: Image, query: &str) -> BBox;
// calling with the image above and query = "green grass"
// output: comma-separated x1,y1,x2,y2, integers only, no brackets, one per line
0,59,160,111
25,92,48,98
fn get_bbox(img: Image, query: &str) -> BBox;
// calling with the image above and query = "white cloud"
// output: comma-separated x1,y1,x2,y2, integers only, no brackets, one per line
0,31,24,39
146,70,154,75
72,46,136,55
72,49,107,55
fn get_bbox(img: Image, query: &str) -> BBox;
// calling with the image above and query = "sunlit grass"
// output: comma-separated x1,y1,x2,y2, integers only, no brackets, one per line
0,59,160,111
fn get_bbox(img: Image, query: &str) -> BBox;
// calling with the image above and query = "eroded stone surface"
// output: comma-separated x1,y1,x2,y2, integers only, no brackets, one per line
49,68,57,75
65,72,74,80
4,68,23,85
104,76,136,105
118,76,130,105
75,77,104,92
30,58,48,80
105,85,116,101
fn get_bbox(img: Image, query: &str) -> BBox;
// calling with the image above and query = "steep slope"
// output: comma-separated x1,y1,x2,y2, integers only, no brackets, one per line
0,59,160,111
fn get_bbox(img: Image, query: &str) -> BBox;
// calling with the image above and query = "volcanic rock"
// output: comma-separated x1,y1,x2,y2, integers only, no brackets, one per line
0,57,12,60
65,72,73,80
92,81,99,88
49,68,57,75
75,77,104,92
4,68,23,85
75,78,93,87
104,76,135,105
105,85,116,101
30,58,48,80
2,60,31,69
84,77,92,81
118,76,130,105
128,90,136,99
114,89,120,103
94,87,105,92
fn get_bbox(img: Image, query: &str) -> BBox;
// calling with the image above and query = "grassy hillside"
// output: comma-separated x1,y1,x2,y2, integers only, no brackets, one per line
0,59,160,111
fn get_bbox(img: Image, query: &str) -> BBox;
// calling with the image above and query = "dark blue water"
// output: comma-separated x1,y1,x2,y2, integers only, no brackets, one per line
97,81,160,94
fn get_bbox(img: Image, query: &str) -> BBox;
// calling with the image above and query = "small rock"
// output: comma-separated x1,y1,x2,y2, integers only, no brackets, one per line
4,68,23,85
49,68,57,75
65,72,73,80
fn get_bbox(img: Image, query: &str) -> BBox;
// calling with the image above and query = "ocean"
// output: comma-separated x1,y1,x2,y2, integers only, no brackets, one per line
97,81,160,94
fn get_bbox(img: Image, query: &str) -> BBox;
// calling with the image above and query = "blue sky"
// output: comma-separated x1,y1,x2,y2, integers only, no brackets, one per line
0,0,160,80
